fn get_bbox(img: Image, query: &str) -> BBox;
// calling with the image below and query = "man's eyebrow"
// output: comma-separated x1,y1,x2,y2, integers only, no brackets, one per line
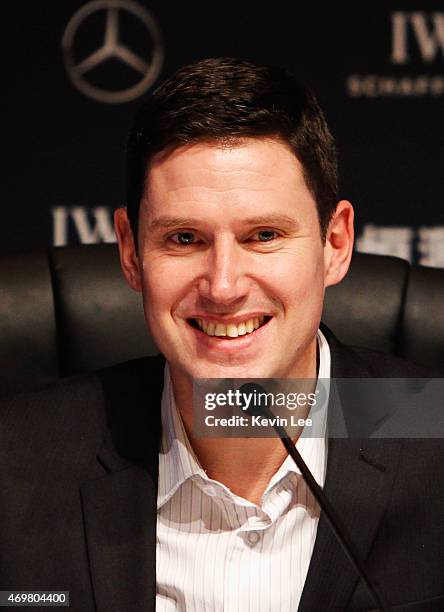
147,214,301,231
240,214,301,228
147,216,202,231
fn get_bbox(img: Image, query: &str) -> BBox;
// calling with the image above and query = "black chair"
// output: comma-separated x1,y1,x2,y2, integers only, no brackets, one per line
1,244,443,395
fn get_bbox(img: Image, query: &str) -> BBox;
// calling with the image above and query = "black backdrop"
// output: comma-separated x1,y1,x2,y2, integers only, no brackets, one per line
4,1,444,266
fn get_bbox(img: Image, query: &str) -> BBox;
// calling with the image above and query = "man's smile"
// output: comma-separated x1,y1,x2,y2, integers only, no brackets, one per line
187,315,272,338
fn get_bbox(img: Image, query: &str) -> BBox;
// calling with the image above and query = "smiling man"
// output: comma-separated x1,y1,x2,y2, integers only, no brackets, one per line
115,59,354,520
1,58,443,612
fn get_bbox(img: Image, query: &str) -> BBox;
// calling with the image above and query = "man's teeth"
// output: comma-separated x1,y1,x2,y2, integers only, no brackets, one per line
195,316,266,337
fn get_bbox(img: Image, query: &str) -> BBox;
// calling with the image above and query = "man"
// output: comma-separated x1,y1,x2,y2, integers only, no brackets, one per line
1,58,443,611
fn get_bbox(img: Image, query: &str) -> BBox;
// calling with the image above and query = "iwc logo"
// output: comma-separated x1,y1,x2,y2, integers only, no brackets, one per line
346,11,444,98
62,0,164,103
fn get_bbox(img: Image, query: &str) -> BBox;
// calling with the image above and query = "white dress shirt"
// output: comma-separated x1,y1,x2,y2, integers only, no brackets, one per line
156,330,331,611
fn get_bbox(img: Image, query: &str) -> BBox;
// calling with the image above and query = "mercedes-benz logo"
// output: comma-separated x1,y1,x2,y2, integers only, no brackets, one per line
62,0,164,103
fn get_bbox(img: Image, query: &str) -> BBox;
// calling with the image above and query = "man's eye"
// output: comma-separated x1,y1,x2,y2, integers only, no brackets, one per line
169,232,197,245
250,230,279,242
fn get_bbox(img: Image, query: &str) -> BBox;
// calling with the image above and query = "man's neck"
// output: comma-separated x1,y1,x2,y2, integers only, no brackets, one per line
169,341,318,505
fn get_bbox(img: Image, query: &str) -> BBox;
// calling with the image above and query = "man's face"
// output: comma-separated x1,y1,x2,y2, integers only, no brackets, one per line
117,138,352,384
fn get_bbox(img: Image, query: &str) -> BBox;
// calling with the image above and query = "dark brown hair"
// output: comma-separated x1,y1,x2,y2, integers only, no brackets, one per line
126,57,338,242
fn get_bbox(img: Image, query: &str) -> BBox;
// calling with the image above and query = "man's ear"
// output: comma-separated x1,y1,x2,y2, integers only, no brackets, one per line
114,207,142,292
323,200,354,288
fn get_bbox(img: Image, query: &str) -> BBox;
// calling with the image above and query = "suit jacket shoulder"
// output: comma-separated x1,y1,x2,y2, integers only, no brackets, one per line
0,354,165,470
320,323,441,378
0,355,164,612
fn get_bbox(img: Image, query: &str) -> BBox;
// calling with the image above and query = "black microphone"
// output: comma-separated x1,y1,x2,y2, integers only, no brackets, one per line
239,382,392,612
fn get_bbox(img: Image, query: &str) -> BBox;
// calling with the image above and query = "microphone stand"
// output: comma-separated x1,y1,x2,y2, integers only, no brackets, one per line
245,397,392,612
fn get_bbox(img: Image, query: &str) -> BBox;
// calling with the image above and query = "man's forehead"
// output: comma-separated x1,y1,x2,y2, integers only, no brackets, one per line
142,137,308,196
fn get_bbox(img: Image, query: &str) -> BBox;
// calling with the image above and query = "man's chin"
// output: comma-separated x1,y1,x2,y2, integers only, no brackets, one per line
182,359,277,381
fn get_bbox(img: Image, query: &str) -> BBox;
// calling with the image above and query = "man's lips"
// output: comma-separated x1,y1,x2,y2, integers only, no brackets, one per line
187,315,272,339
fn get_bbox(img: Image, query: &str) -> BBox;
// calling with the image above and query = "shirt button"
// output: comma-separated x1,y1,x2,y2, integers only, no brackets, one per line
204,486,217,496
246,531,260,545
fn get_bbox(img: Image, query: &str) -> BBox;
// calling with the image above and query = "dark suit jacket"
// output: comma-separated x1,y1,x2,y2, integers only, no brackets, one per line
1,327,443,611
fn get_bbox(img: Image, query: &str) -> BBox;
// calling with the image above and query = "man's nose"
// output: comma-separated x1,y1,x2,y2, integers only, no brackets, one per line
197,237,249,307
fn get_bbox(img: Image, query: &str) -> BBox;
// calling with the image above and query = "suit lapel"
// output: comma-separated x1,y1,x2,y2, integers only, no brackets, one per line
298,437,402,610
80,355,165,612
299,327,402,611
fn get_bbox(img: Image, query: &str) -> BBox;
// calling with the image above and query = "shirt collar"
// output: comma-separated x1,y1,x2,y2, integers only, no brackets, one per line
157,329,331,509
265,327,330,492
157,364,207,508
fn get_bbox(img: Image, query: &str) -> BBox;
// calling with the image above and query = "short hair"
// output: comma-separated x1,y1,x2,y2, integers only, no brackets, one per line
126,57,338,243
